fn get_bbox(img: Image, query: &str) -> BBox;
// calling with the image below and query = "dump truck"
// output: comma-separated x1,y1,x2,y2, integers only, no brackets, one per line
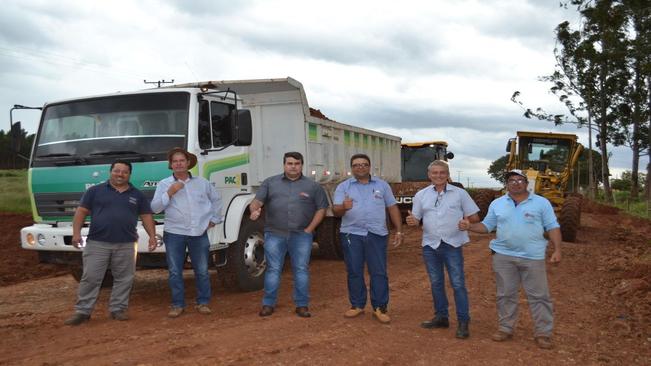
482,131,583,242
17,77,401,291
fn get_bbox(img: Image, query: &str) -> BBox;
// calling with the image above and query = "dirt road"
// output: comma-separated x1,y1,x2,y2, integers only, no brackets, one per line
0,202,649,365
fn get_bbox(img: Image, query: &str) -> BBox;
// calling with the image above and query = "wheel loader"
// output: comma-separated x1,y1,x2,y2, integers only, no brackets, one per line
502,131,584,242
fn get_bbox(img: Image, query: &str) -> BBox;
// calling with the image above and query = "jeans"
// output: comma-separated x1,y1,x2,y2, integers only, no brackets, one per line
262,231,313,307
164,231,211,308
492,252,553,337
340,232,389,309
75,240,136,315
422,242,470,322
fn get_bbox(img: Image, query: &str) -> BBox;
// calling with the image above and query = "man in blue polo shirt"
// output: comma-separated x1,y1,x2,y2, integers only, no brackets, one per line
459,169,561,349
64,160,157,326
249,151,328,318
333,153,403,324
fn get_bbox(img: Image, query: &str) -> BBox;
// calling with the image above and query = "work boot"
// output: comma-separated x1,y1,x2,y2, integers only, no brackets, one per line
420,316,449,329
64,312,90,326
455,321,470,339
491,331,513,342
344,307,364,318
195,304,212,315
373,307,391,324
295,306,312,318
535,336,553,349
167,307,184,318
259,305,274,317
110,311,129,321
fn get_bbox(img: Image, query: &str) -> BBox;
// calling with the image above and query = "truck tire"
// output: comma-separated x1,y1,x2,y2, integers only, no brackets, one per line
315,217,343,260
220,218,266,292
560,196,582,242
473,189,497,220
70,266,114,288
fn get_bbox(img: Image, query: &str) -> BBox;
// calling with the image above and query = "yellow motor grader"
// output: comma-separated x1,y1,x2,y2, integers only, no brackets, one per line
504,131,584,242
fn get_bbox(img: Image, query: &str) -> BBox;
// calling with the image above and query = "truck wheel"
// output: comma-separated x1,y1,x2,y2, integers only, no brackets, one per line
473,189,497,220
70,266,114,288
315,217,343,260
560,196,582,242
221,218,266,292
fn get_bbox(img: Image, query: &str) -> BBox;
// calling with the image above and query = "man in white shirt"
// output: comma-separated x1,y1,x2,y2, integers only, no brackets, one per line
406,160,479,339
151,147,223,318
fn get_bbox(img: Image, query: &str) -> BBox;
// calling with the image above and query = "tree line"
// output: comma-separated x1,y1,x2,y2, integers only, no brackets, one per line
0,125,35,169
512,0,650,202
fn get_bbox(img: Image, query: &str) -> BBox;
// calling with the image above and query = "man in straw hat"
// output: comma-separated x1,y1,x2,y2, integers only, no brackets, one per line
151,147,223,318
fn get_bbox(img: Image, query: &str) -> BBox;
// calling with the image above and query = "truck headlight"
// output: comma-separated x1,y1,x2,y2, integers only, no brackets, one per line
26,233,35,246
37,234,46,246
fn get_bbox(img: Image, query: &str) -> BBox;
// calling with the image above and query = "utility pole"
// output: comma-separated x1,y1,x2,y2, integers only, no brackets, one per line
457,171,462,183
144,79,174,88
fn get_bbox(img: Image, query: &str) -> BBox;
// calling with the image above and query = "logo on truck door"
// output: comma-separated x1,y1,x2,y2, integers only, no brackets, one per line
224,176,240,185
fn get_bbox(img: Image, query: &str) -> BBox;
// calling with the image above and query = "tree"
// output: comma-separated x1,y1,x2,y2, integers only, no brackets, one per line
487,155,509,184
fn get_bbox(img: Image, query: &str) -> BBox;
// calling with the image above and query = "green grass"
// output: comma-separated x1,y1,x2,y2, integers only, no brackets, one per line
605,190,651,219
0,169,31,213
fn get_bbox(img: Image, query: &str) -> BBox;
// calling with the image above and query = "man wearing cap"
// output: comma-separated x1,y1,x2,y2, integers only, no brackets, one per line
459,169,561,349
151,147,223,318
406,160,479,338
249,151,328,318
333,153,403,324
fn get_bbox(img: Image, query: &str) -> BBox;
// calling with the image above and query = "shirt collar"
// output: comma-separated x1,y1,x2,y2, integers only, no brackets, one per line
173,172,193,181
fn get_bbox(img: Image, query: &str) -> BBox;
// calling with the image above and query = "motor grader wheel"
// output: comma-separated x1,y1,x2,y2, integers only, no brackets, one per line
559,196,582,242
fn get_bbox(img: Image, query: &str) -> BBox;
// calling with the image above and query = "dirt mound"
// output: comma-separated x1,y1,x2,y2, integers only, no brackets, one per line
582,199,620,214
0,213,69,286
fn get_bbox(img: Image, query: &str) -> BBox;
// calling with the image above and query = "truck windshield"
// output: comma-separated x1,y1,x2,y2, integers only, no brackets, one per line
401,144,448,181
33,92,189,167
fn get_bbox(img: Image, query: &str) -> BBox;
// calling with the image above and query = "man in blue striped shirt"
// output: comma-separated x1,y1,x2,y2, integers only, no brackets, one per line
151,147,223,318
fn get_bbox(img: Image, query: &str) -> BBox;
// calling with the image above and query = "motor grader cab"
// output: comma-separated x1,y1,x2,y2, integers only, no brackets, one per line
506,131,584,242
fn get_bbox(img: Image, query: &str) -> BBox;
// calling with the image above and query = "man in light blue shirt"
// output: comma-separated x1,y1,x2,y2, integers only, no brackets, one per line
406,160,479,339
333,153,403,324
459,169,561,349
151,147,223,318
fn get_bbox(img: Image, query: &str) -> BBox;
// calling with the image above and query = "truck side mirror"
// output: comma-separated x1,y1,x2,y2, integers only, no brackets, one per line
445,152,454,160
234,109,252,146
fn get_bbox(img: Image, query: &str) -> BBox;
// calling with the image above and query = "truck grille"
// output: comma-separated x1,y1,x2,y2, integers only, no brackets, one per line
34,191,155,218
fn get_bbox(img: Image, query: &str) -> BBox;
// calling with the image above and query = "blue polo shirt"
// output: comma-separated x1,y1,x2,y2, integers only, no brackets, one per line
80,181,152,243
333,176,397,236
482,193,560,260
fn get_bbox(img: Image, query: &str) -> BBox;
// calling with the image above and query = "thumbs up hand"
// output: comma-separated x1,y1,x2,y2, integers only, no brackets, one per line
343,195,353,210
406,210,419,226
458,218,470,231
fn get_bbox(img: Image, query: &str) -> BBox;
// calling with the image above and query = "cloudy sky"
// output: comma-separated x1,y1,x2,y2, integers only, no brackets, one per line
1,0,646,187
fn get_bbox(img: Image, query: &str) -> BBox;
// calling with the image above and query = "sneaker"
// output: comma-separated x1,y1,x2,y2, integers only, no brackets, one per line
195,304,212,315
535,336,553,349
420,316,449,329
491,330,513,342
344,307,364,318
64,312,90,326
168,307,184,318
373,307,391,324
455,321,470,339
110,311,129,321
